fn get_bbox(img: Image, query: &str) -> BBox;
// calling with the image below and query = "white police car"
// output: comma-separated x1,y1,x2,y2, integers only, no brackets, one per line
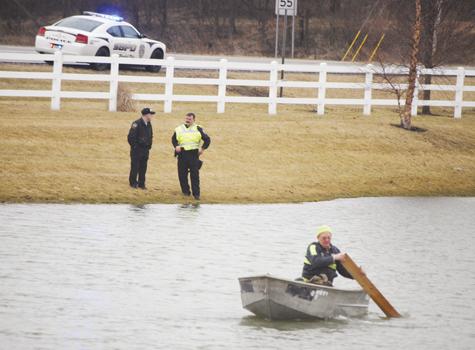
35,12,166,72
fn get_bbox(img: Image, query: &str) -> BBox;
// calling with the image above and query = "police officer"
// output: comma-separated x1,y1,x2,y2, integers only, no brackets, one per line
302,225,353,286
128,107,155,189
171,112,210,200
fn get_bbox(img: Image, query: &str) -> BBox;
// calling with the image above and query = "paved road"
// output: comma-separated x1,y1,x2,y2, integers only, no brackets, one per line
0,44,360,66
1,45,472,70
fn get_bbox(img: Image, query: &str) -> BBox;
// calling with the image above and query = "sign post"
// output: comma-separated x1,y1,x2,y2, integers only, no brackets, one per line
275,0,297,97
280,9,288,97
274,13,279,58
291,11,295,58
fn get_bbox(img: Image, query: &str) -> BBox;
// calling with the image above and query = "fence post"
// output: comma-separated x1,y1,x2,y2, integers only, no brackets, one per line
268,61,278,115
411,70,420,117
51,51,63,110
164,56,175,113
217,58,227,114
317,62,327,115
109,54,119,112
363,64,373,116
454,67,465,119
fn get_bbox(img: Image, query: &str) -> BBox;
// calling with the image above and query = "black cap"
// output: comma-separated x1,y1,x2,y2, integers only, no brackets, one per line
141,107,156,116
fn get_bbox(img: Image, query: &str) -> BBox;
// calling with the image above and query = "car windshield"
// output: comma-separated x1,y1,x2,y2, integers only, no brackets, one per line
55,17,102,32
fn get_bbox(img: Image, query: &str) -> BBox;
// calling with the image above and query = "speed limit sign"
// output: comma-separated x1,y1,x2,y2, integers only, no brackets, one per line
275,0,297,16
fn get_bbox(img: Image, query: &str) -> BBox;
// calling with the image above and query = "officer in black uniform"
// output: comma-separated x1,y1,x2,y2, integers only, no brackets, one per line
127,107,155,189
171,112,211,200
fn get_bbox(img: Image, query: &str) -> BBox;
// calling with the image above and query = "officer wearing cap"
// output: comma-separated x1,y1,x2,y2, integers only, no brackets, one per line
127,107,155,189
301,225,353,286
171,112,210,200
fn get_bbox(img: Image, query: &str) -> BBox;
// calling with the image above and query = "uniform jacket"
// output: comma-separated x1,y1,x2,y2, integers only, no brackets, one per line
128,118,153,150
302,242,353,282
171,124,211,151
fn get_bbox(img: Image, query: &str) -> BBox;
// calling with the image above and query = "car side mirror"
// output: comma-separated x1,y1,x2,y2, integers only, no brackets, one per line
139,33,147,38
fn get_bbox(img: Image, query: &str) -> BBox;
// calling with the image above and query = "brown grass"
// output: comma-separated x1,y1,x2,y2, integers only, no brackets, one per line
0,63,475,204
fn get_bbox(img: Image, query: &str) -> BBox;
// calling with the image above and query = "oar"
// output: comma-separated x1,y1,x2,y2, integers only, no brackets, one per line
341,254,401,318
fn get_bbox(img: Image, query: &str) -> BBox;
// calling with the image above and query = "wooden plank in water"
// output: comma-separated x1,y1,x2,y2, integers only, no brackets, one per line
341,254,401,318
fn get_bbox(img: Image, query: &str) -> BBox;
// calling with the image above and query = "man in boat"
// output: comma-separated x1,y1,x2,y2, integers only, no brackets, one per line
302,225,353,286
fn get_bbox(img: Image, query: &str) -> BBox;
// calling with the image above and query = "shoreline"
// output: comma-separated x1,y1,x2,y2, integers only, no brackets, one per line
1,193,474,206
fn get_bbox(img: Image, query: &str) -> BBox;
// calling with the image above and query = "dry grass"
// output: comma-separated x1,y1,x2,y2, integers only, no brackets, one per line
0,63,475,204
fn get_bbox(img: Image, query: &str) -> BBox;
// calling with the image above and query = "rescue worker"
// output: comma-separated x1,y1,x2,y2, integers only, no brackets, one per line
171,112,210,200
128,107,154,189
302,225,353,286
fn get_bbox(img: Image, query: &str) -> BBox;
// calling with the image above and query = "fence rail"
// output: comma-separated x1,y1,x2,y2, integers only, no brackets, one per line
0,51,474,118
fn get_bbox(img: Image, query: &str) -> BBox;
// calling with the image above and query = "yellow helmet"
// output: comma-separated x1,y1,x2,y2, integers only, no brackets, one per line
316,225,332,238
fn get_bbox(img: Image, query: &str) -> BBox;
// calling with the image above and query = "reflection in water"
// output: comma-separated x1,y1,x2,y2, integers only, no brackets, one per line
179,203,201,210
239,315,353,331
0,197,474,350
129,204,148,215
130,204,148,210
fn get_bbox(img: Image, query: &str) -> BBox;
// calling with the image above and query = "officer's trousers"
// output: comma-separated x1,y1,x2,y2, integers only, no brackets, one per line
177,150,201,197
129,147,149,188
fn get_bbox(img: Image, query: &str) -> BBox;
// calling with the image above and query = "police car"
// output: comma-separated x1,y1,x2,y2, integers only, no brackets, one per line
35,12,166,72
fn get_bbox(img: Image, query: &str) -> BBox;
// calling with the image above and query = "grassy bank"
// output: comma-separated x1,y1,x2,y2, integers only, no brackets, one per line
1,101,474,204
0,65,475,204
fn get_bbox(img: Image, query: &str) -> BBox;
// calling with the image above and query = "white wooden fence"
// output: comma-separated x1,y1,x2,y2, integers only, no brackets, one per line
0,51,474,118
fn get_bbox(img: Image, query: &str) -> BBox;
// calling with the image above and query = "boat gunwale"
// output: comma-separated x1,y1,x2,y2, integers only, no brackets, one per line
238,274,365,294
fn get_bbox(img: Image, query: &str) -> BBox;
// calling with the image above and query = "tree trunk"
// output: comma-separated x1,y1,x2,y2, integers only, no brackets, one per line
145,0,153,28
159,0,168,34
421,74,432,114
421,0,443,115
62,0,72,17
228,0,237,36
304,11,310,53
329,0,341,48
402,0,422,129
131,1,140,27
299,16,304,44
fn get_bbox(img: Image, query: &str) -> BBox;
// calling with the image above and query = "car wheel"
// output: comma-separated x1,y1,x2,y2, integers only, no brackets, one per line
92,47,110,71
145,49,163,73
39,52,54,65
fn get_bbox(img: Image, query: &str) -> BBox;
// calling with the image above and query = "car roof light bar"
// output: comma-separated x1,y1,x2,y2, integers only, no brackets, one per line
83,11,123,22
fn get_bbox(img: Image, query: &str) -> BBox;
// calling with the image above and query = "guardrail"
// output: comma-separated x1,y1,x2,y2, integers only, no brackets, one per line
0,51,474,118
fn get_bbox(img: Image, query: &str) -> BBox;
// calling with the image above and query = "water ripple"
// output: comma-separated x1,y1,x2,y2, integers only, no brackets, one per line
0,197,474,349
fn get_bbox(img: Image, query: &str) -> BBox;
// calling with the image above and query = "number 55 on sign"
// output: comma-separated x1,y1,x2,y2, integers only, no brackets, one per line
275,0,297,16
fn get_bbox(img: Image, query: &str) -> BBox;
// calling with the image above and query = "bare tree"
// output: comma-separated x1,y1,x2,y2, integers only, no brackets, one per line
420,0,475,114
420,0,442,115
159,0,168,34
378,63,406,118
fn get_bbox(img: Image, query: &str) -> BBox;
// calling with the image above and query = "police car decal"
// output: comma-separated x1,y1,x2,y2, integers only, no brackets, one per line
113,43,137,52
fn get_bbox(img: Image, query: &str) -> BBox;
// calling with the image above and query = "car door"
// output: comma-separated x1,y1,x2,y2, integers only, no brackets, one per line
106,25,129,57
120,25,146,58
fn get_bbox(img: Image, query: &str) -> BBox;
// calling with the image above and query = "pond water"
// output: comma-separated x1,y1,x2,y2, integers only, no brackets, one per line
0,197,474,349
